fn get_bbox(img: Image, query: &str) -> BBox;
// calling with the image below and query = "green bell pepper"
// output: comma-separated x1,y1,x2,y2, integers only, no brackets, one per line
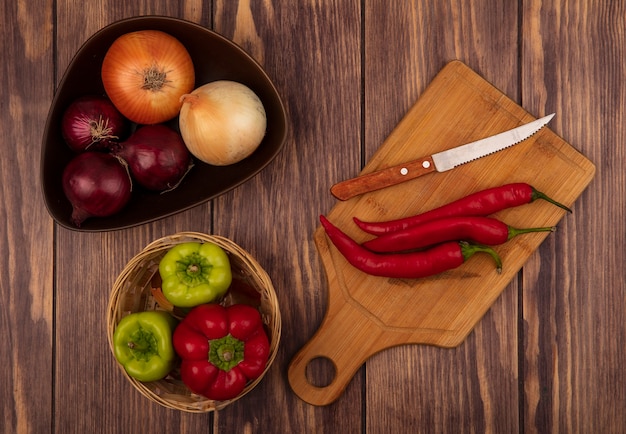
112,311,178,382
159,242,232,308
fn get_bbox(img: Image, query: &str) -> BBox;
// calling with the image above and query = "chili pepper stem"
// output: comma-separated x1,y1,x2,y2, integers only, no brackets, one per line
508,225,556,240
460,241,502,273
531,188,572,213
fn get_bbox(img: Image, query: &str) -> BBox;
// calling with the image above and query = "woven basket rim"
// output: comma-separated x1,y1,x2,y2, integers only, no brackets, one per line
106,231,282,413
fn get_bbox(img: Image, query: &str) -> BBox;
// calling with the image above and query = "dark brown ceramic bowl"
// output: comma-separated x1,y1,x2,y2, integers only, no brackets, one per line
41,16,288,232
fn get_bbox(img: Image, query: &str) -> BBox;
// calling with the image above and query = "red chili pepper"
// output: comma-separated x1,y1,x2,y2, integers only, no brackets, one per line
353,183,571,236
320,215,502,278
362,216,555,253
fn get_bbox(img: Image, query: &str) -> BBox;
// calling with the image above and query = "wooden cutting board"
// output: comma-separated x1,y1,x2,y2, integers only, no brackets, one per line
287,60,595,406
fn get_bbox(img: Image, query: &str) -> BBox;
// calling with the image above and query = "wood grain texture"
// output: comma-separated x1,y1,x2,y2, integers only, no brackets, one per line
1,1,55,433
212,1,365,432
521,1,626,432
363,1,523,432
1,0,624,432
288,60,593,407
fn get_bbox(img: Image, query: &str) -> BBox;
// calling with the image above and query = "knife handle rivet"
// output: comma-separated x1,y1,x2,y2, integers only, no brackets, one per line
422,161,431,169
400,168,409,175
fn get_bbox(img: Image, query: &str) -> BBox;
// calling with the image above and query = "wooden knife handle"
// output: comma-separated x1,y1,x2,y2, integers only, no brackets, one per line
330,156,436,200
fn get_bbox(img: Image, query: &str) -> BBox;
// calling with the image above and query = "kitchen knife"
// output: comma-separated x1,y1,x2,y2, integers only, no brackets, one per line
330,114,555,201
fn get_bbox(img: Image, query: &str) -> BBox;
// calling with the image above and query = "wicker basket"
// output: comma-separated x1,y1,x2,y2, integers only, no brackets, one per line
106,232,281,412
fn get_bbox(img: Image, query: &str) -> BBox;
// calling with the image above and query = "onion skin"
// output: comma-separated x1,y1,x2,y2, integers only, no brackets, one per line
61,95,128,152
178,81,267,166
62,152,132,227
101,30,195,125
111,124,193,192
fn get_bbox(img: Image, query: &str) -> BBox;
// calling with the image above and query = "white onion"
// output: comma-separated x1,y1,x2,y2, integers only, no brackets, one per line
178,81,267,166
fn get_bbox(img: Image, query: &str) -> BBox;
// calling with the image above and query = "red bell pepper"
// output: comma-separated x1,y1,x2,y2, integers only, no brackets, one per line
172,303,270,401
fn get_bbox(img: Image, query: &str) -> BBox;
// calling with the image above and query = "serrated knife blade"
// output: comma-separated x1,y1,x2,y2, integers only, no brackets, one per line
330,114,555,201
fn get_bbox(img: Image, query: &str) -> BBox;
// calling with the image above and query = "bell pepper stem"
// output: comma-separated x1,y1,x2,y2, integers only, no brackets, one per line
127,341,148,351
209,334,245,371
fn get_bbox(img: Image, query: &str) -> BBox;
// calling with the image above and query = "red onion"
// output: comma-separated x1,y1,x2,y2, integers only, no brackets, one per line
61,95,128,152
62,152,132,227
110,124,193,192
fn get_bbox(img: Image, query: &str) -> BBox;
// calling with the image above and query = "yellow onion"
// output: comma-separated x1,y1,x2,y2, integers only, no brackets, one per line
101,30,195,125
178,81,267,166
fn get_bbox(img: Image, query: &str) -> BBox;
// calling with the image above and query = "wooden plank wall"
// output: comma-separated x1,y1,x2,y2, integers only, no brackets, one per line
1,0,623,432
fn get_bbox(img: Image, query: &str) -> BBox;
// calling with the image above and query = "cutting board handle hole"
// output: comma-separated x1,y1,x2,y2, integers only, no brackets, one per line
305,357,336,388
